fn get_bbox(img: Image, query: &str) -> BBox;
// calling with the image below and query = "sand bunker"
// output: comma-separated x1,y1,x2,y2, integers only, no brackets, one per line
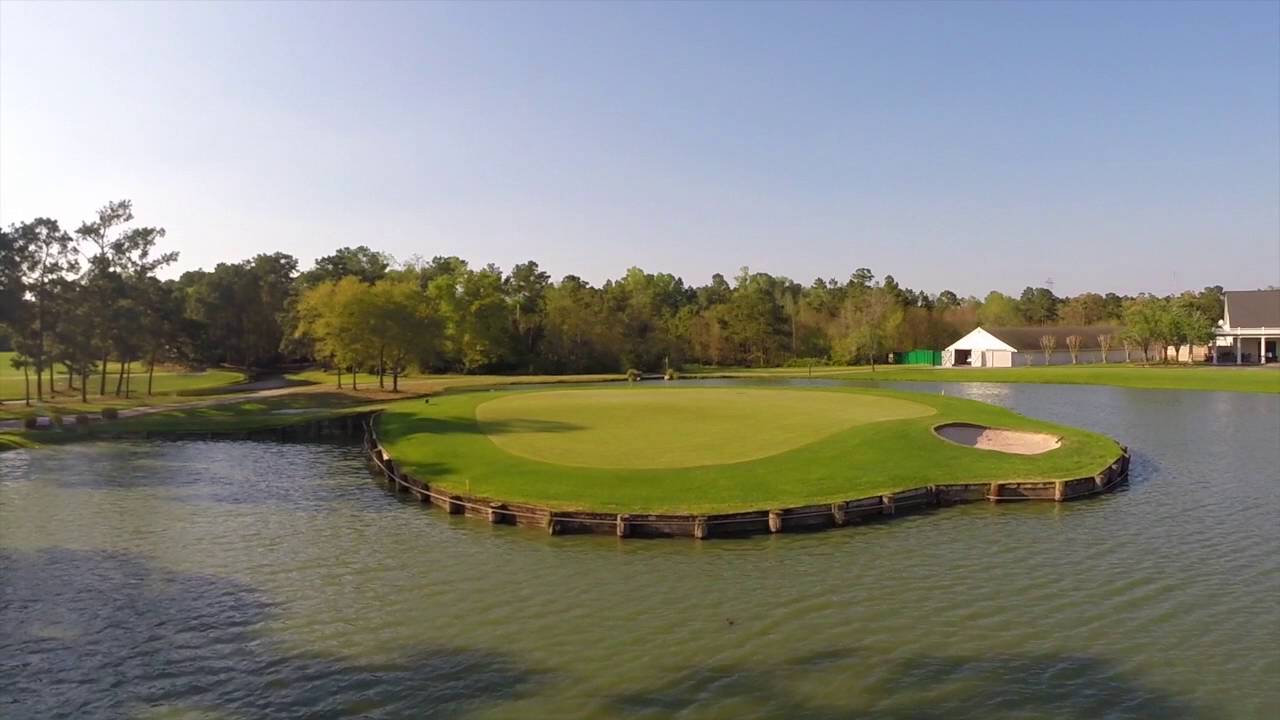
934,423,1061,455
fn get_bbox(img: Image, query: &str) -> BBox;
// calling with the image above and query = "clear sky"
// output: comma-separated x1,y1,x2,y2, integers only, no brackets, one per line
2,1,1277,296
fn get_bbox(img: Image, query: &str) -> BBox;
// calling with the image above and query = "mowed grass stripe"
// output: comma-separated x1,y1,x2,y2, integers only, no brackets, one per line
474,388,935,469
377,385,1122,514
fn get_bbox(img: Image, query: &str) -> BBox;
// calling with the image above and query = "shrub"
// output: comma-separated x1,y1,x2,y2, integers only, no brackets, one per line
75,414,91,426
50,413,64,428
102,407,120,421
22,416,38,430
625,368,641,382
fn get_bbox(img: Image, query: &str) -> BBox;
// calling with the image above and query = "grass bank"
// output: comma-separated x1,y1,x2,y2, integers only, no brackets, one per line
286,369,623,393
1,392,383,450
376,385,1122,514
689,363,1280,394
0,432,38,451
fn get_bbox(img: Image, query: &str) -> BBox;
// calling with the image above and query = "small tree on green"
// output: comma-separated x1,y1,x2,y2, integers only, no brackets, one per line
1066,335,1083,364
1097,334,1112,363
1039,334,1057,365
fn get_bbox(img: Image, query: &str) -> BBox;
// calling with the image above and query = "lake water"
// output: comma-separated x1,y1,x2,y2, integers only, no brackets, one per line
2,382,1278,719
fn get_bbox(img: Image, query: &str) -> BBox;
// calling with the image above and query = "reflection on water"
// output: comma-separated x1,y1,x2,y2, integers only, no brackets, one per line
1,382,1278,719
1,549,541,720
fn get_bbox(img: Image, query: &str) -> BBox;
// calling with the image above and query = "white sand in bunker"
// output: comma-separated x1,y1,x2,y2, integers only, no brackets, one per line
934,423,1061,455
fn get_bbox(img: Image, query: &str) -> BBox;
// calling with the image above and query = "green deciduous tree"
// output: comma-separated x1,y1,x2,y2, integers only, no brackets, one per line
295,277,375,389
1123,296,1166,363
368,277,442,391
1059,293,1107,326
978,291,1021,327
1019,286,1060,324
837,286,904,371
10,218,80,401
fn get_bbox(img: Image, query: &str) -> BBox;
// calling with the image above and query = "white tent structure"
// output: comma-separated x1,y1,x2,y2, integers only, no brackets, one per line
942,326,1128,367
942,328,1018,368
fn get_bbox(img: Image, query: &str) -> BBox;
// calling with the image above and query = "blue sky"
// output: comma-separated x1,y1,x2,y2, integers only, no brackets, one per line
1,1,1277,296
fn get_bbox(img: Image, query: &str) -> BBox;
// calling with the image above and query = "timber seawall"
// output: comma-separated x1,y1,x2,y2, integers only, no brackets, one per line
363,415,1131,540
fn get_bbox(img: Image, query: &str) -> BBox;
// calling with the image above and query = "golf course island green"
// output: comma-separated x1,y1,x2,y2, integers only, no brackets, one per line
375,385,1124,515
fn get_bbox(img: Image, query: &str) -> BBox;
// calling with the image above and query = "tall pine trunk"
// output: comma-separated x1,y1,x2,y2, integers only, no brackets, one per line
35,360,43,402
115,358,126,396
80,369,88,403
147,351,156,396
99,353,109,396
351,365,358,391
23,366,31,407
378,346,386,389
337,365,343,389
124,360,132,399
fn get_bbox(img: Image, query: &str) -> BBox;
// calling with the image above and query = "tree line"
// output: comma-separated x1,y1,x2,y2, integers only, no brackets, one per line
2,199,1231,402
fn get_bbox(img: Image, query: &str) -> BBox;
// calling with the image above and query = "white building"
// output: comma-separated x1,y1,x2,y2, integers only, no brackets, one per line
1211,289,1279,364
942,326,1127,367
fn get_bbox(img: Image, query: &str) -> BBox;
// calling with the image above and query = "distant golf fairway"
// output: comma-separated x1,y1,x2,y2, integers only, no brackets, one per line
376,385,1122,514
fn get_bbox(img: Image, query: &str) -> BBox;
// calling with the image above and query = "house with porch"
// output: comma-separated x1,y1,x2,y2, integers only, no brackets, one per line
1212,289,1280,364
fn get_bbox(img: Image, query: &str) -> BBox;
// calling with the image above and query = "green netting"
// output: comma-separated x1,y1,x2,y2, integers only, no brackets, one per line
899,349,941,365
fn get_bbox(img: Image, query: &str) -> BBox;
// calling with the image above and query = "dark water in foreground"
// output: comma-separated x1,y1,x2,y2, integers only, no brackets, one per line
1,382,1278,719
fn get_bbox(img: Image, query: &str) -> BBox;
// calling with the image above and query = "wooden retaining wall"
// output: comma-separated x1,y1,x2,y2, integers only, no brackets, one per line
364,417,1132,540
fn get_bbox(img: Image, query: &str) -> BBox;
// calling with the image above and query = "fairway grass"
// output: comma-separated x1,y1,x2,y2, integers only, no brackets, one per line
378,385,1122,514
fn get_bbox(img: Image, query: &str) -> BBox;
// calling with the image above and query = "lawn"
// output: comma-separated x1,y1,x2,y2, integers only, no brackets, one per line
0,351,247,403
376,385,1122,514
690,363,1280,394
87,392,381,434
287,368,623,392
2,392,382,449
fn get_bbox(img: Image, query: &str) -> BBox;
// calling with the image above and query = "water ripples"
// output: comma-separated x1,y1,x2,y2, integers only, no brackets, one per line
2,383,1278,718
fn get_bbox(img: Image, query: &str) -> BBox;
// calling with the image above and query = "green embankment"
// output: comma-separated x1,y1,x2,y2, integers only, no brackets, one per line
377,385,1122,514
286,368,623,392
689,363,1280,394
82,393,380,434
0,393,381,451
0,432,38,451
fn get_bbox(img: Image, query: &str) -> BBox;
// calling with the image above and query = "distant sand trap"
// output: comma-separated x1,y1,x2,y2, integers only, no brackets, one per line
934,422,1061,455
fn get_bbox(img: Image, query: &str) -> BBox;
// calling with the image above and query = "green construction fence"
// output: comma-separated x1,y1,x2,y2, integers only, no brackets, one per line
897,349,941,366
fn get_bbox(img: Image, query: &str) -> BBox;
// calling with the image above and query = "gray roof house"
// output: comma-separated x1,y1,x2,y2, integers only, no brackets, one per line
1213,289,1280,364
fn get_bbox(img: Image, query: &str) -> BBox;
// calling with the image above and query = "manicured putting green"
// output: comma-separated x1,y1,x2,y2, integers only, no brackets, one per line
474,388,934,468
377,385,1124,514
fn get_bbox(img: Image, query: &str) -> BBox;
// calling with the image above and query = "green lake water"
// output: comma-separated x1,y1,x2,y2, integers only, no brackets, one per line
2,381,1278,718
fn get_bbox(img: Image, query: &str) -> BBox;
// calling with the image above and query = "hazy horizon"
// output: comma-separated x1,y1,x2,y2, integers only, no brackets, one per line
2,1,1277,296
